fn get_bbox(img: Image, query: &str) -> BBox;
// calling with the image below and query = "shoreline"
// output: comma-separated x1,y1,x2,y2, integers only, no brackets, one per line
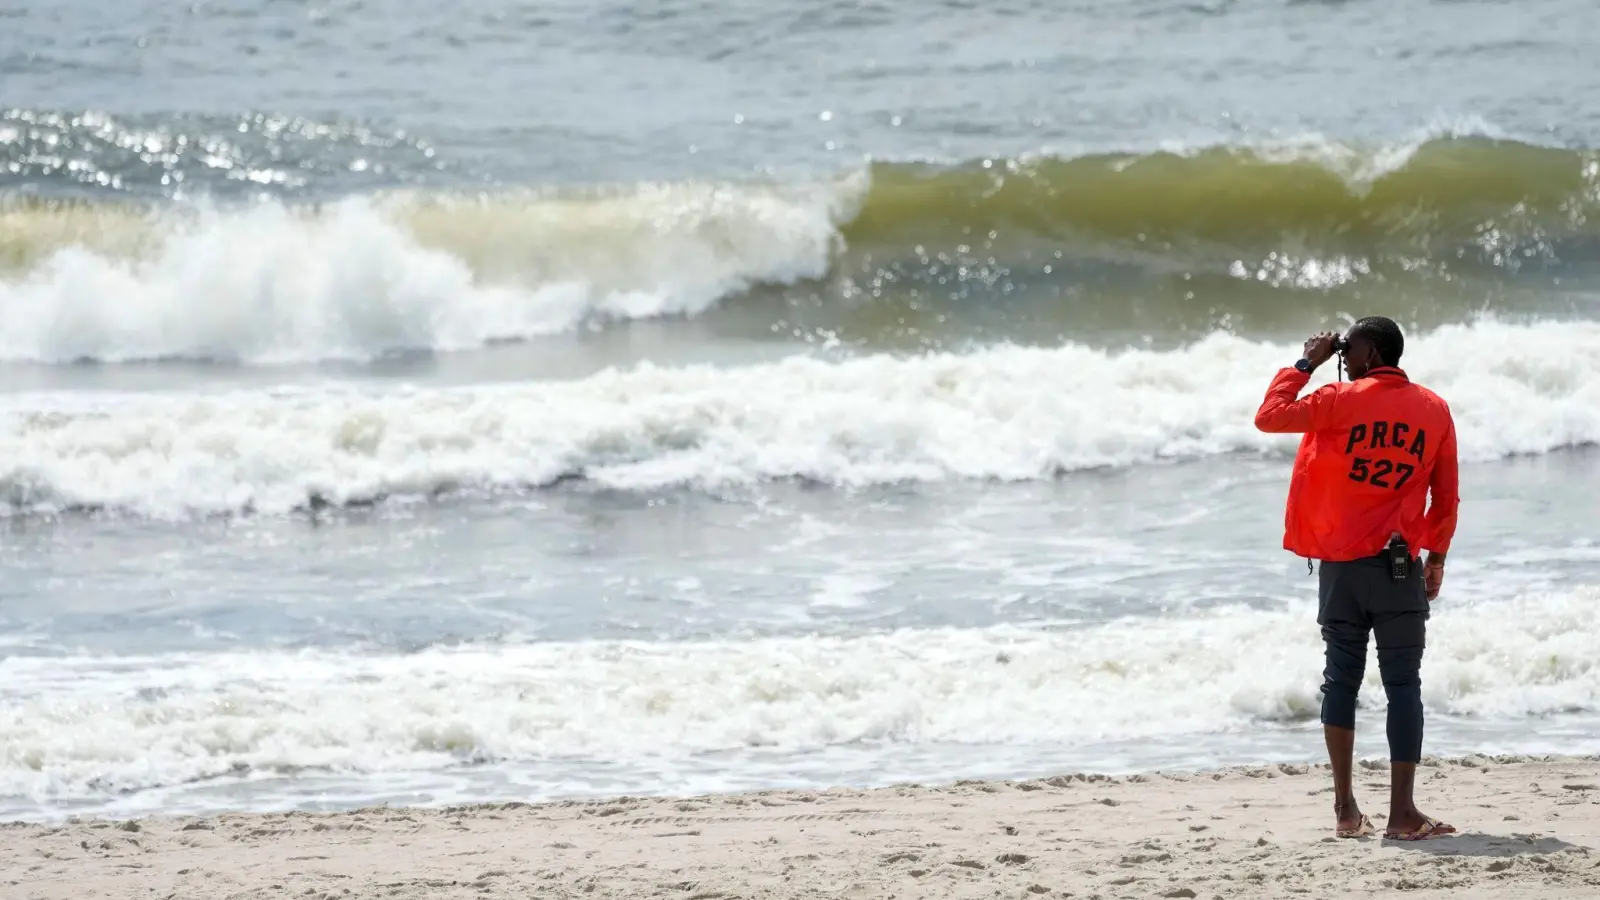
10,751,1599,827
7,752,1600,899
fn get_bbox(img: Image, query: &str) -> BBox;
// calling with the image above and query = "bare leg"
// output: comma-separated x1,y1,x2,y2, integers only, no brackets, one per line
1324,724,1364,832
1388,762,1420,829
1385,763,1455,835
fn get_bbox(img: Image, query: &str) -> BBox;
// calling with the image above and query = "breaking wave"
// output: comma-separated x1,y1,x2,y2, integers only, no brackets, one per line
3,132,1598,364
4,584,1596,804
2,318,1595,519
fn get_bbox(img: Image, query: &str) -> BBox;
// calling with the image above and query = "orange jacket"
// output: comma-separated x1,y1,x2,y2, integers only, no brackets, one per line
1254,365,1459,563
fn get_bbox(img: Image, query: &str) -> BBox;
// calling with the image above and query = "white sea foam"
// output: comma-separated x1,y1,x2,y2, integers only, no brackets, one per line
1234,115,1516,188
2,319,1595,518
0,178,863,364
2,584,1595,805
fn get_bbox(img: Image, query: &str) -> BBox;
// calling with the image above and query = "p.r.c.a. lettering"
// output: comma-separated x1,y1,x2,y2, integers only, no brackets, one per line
1344,420,1427,460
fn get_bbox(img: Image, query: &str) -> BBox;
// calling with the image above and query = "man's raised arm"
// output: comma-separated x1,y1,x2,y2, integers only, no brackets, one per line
1254,332,1342,434
1254,367,1339,434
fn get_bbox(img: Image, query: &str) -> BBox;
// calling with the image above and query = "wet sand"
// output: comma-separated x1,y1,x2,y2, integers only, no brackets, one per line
6,754,1600,899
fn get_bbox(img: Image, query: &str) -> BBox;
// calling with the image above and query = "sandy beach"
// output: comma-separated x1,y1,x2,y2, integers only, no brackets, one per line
4,754,1598,900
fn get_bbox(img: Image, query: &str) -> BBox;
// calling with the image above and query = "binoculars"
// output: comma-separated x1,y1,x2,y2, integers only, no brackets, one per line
1331,336,1349,352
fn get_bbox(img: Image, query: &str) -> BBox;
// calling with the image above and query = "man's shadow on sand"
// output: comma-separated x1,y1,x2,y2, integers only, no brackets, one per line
1383,831,1591,860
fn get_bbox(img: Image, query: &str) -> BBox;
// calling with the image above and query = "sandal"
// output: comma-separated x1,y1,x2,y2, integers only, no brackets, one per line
1336,814,1376,838
1384,817,1457,841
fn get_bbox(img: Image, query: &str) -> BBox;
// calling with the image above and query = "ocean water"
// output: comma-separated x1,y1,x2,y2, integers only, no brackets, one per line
3,0,1599,823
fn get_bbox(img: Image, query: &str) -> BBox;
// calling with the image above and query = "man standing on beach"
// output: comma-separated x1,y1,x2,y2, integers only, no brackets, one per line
1253,316,1460,841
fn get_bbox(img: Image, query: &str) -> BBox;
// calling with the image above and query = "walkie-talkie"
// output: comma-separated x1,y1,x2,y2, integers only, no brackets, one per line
1387,536,1411,582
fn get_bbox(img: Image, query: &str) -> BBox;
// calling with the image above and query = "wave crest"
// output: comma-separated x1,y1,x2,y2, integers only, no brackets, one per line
3,134,1598,364
3,319,1594,519
0,178,862,364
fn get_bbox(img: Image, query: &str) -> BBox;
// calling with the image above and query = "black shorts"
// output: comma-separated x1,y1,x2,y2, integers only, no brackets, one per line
1315,547,1430,758
1317,549,1430,628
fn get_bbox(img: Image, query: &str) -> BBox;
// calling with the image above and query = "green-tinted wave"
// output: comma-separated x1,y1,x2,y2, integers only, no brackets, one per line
3,135,1598,360
845,136,1599,269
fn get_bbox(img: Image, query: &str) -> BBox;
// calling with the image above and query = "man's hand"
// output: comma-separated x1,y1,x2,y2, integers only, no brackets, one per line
1302,331,1340,370
1423,552,1446,601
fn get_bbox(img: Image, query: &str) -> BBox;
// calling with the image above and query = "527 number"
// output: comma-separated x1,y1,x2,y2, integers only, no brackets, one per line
1348,457,1415,489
